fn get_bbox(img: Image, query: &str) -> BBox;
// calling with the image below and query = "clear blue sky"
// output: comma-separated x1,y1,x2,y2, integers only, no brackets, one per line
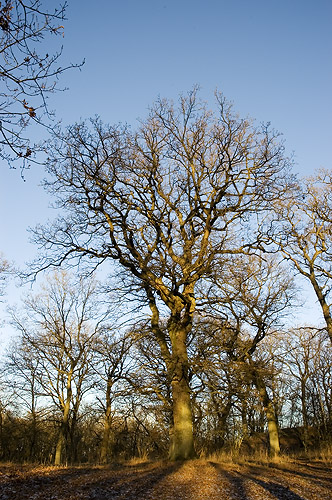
1,0,331,344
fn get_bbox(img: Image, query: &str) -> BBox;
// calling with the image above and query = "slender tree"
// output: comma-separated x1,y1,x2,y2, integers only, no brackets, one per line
4,337,42,460
92,330,133,464
10,270,105,464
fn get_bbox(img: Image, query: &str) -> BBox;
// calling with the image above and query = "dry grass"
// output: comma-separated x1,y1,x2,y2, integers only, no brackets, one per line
203,448,290,466
302,444,332,464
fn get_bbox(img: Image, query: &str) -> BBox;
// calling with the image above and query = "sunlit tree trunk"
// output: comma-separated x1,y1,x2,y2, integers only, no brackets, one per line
168,317,195,461
147,293,196,460
54,405,70,465
169,369,195,460
265,399,280,457
250,362,280,457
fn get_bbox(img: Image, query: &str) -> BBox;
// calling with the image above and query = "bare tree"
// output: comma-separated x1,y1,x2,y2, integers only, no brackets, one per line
31,89,292,460
0,0,81,166
10,270,106,464
272,170,332,344
92,330,133,464
4,336,44,460
205,253,296,456
275,327,332,448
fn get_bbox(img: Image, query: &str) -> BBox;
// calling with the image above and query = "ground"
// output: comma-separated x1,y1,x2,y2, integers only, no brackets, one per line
0,459,331,499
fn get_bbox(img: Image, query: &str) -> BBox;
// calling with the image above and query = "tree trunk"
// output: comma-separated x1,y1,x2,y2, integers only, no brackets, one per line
55,377,72,465
168,321,195,461
169,374,195,460
249,362,280,457
147,293,195,461
55,428,65,465
265,399,281,457
100,379,112,464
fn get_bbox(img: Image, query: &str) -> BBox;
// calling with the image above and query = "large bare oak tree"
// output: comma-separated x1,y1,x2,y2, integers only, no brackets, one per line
32,90,292,459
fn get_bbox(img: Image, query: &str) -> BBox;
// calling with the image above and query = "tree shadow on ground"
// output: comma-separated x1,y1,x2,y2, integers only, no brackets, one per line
210,462,307,500
77,461,183,499
0,462,183,500
264,463,332,486
301,463,332,472
209,463,249,500
246,476,307,500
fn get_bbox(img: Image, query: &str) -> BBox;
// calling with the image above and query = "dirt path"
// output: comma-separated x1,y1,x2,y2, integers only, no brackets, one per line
0,460,331,499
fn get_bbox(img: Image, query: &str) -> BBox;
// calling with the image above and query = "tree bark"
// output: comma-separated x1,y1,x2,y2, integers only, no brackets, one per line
265,399,280,457
249,362,280,457
99,378,113,464
168,321,195,461
169,373,195,460
54,375,72,465
54,405,70,465
54,419,68,465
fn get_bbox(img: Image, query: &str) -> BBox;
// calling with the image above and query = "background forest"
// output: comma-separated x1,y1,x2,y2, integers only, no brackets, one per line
1,263,332,464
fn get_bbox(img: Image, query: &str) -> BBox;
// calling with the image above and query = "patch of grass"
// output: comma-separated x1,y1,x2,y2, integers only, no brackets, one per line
298,444,332,464
203,448,292,467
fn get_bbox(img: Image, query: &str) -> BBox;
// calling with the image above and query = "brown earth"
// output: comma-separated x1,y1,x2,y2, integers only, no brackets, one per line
0,459,331,499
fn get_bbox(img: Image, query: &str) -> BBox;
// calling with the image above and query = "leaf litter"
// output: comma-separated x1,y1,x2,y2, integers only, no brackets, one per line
0,459,331,500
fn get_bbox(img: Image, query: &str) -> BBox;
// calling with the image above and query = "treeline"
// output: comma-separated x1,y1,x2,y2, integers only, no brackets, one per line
0,271,331,464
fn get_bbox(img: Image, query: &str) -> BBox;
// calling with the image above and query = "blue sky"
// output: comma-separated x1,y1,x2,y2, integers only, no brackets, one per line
1,0,331,343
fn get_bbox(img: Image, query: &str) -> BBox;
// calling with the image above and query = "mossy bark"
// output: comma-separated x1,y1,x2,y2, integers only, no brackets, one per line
148,291,196,461
168,319,195,461
169,372,195,460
